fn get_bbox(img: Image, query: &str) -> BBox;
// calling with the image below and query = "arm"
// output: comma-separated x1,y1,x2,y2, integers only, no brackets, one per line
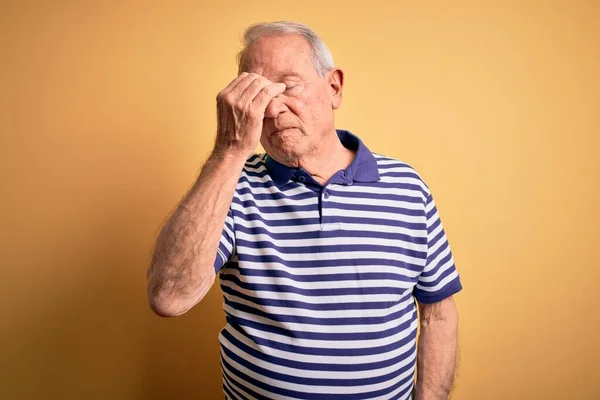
146,73,286,317
146,151,247,317
414,296,459,400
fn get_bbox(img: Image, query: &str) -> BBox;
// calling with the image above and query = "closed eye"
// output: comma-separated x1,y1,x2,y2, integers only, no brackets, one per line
284,84,301,94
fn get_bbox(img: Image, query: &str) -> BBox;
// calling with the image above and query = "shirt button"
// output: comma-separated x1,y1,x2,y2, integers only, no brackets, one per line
323,191,330,199
298,176,306,183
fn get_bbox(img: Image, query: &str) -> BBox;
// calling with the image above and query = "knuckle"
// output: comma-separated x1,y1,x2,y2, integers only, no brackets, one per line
257,76,270,86
249,78,262,88
222,94,235,106
261,85,273,95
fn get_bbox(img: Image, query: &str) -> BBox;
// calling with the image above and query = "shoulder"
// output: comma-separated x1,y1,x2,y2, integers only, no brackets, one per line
372,152,431,201
242,153,267,171
237,153,268,177
235,153,270,189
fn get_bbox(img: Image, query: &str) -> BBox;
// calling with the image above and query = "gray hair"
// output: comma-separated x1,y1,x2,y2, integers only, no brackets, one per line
237,21,335,78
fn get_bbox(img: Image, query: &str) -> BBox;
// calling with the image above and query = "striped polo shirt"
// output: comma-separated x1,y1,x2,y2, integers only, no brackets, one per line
213,129,462,400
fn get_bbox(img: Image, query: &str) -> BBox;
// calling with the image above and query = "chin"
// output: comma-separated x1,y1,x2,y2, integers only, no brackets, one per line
267,141,305,161
263,129,308,158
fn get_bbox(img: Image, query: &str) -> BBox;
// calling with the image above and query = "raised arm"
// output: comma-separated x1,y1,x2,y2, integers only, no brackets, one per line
147,73,286,317
415,296,459,400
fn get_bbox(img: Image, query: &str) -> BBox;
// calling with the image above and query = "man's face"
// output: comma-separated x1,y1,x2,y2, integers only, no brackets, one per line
242,34,342,162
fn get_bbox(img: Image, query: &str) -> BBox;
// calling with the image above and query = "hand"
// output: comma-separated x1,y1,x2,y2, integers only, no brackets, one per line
214,72,286,159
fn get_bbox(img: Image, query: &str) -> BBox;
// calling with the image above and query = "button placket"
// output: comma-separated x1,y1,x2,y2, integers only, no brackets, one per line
319,187,340,231
319,188,330,226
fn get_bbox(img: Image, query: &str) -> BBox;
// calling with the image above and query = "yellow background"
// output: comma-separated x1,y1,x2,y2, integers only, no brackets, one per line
1,1,599,399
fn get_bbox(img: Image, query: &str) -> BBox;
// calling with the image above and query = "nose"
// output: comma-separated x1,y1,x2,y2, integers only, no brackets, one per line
264,95,287,119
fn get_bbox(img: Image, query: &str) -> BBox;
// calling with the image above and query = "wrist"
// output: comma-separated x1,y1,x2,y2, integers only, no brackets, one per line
211,145,251,165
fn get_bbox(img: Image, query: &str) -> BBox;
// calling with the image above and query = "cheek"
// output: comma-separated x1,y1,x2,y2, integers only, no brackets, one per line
285,97,308,117
308,95,331,123
287,95,327,125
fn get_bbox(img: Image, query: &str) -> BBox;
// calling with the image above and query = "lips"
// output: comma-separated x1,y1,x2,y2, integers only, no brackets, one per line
271,127,294,134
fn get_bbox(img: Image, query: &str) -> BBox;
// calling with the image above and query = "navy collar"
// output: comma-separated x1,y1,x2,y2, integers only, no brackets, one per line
264,129,380,188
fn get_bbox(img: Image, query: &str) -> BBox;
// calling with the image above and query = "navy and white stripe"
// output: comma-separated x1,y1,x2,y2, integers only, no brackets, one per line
213,129,462,400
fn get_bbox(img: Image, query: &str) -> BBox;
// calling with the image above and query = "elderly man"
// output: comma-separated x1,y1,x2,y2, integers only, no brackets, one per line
147,21,462,400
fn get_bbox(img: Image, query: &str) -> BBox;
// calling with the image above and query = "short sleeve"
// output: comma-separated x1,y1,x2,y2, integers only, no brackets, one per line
413,192,462,304
213,205,236,274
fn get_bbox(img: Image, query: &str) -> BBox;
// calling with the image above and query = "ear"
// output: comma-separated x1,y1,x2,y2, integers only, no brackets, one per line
328,68,344,109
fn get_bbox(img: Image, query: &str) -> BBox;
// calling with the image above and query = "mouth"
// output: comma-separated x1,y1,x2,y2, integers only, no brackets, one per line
271,127,295,134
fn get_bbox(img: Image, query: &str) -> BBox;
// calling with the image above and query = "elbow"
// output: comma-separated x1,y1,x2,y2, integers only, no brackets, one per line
148,296,192,318
147,282,196,317
148,285,204,317
147,270,216,318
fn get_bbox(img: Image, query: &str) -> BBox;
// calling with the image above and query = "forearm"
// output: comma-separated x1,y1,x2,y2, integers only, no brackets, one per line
415,299,459,400
147,150,246,317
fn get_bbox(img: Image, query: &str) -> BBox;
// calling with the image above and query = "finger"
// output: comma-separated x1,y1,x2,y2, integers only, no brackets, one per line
252,83,287,112
240,76,272,104
229,72,260,95
219,72,253,98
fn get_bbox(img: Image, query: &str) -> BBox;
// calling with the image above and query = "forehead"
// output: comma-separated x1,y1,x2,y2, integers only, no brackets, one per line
243,34,316,80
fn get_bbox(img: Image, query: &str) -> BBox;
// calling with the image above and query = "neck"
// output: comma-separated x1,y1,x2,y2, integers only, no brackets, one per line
291,130,356,186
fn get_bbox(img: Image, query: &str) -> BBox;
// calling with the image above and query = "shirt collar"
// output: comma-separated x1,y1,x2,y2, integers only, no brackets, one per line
265,129,380,188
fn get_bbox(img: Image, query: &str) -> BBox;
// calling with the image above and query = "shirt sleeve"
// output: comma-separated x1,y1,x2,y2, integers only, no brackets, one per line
413,192,463,304
213,205,236,274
